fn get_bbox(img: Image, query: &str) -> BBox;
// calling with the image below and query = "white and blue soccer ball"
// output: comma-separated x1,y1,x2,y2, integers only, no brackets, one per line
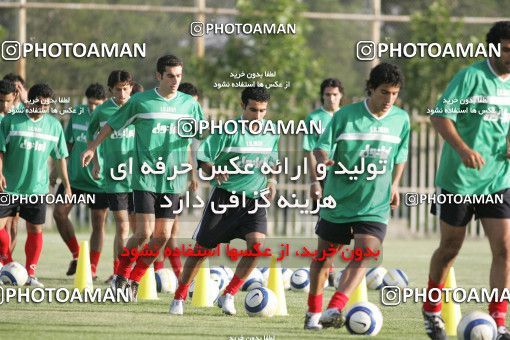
366,267,387,290
241,269,264,291
219,265,234,281
383,268,409,289
0,262,28,286
210,266,229,292
155,268,178,293
244,287,278,317
345,302,384,336
282,268,293,290
290,268,310,292
457,311,497,340
259,267,269,284
188,279,220,304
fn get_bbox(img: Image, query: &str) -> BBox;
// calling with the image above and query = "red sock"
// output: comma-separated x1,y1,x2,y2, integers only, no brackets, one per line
154,260,164,271
129,260,150,283
423,277,444,314
25,231,43,277
489,300,508,327
115,250,137,278
65,236,80,259
329,266,334,273
169,255,182,278
89,250,101,276
308,293,323,313
174,283,190,300
223,274,244,296
0,227,10,264
113,259,119,273
328,291,349,311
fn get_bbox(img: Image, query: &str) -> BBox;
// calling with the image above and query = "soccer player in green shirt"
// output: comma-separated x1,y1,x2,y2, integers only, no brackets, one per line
0,83,71,287
2,73,27,114
169,86,279,316
52,83,109,279
303,77,344,287
0,80,17,265
304,63,409,330
87,70,135,283
423,22,510,340
82,55,205,300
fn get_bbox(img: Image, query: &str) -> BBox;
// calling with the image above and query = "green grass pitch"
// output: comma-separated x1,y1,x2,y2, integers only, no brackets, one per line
0,231,501,339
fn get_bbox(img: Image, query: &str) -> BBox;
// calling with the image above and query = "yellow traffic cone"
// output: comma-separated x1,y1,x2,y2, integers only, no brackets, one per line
138,266,159,300
192,259,211,307
442,267,461,336
74,240,93,292
345,275,368,311
267,255,288,316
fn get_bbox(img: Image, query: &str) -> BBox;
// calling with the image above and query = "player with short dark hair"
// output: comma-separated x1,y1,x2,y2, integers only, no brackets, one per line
82,55,204,300
304,63,409,330
86,70,135,283
0,83,71,287
423,21,510,340
169,86,279,316
3,73,27,114
53,83,109,279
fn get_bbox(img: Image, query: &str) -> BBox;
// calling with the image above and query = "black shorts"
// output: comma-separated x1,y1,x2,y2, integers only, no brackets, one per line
106,192,134,213
0,193,46,225
133,190,180,219
192,188,268,248
315,218,387,244
431,188,510,227
56,184,109,210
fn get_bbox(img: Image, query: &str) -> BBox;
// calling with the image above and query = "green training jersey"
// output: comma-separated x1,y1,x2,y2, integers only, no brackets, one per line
66,104,104,193
197,117,280,198
433,59,510,195
0,114,5,124
88,98,135,193
107,89,204,194
316,100,410,224
303,107,334,152
0,112,68,195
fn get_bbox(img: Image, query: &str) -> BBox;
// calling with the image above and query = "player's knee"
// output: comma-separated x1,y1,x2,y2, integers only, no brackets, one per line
491,245,510,261
437,246,460,262
53,208,66,222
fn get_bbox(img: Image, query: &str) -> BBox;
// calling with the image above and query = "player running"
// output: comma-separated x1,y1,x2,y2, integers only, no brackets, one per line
53,83,109,279
86,71,135,283
303,78,344,287
169,86,279,316
82,55,205,300
304,63,409,330
423,21,510,340
0,83,72,287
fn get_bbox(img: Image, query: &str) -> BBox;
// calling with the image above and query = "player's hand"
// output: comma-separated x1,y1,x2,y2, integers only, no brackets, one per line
215,173,229,185
16,83,27,103
0,175,6,192
390,186,400,209
459,147,485,170
65,186,73,200
310,182,322,200
189,177,198,192
92,162,101,180
81,149,95,167
267,181,277,201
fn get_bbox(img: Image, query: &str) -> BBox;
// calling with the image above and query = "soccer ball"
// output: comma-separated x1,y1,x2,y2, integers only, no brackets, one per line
241,269,264,291
0,262,28,286
259,267,269,284
219,265,234,281
345,302,383,336
244,287,278,317
282,268,293,290
155,268,178,293
457,311,497,340
366,267,387,290
188,279,220,304
383,268,409,289
334,269,345,289
210,266,229,292
290,268,310,292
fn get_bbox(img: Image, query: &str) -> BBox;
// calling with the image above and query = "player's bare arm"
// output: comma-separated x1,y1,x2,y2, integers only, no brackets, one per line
81,124,113,167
